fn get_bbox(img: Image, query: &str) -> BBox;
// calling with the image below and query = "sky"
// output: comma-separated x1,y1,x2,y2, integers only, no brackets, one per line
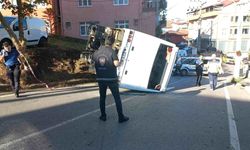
166,0,190,20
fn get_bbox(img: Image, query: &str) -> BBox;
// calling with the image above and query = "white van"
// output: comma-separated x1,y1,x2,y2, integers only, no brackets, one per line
0,16,48,47
86,25,178,92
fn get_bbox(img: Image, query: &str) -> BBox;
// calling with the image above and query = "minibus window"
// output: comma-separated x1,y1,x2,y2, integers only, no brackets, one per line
147,44,169,90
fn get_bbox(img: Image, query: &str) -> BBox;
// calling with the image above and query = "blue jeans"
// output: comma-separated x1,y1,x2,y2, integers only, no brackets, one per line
208,73,218,90
98,81,124,118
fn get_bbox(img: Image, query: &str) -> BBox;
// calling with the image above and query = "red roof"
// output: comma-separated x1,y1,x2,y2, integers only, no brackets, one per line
218,0,240,7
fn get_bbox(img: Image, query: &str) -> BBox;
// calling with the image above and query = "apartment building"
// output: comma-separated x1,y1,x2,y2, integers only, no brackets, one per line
187,0,250,53
59,0,160,39
214,0,250,53
187,0,223,51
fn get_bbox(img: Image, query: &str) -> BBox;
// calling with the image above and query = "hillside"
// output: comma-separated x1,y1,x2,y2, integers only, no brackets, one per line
0,35,96,92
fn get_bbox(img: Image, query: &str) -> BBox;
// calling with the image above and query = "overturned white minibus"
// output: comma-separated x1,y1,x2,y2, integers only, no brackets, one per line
86,25,178,92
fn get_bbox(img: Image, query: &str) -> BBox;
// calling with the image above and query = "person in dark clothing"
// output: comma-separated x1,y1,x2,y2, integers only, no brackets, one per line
195,55,203,86
92,37,129,123
174,57,182,76
0,42,21,97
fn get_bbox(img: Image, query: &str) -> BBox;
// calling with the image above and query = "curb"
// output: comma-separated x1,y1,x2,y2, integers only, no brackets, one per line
245,86,250,94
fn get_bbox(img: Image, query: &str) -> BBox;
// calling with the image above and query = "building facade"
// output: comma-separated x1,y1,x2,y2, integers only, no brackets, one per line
187,0,250,53
214,0,250,53
59,0,159,39
187,0,222,51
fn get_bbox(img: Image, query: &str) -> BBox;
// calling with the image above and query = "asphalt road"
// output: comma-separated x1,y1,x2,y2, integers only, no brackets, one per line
0,64,250,150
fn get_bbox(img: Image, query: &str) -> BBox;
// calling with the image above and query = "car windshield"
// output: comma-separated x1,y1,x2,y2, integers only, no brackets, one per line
0,17,16,28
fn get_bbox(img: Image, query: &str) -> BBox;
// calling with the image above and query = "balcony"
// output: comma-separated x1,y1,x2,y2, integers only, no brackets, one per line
188,11,220,21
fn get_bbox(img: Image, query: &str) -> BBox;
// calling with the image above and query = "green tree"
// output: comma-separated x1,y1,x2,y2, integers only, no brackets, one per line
155,0,167,38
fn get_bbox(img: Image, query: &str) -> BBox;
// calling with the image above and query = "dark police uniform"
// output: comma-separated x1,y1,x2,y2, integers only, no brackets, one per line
0,48,21,97
93,45,128,122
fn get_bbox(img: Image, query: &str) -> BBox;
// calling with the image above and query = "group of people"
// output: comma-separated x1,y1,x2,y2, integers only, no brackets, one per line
0,39,129,123
195,54,224,91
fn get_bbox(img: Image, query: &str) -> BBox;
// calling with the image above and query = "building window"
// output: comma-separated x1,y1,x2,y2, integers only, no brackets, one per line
230,29,233,34
231,16,234,22
80,22,90,36
79,0,92,7
115,20,129,28
242,28,249,34
65,22,71,30
235,16,238,22
243,16,250,22
133,19,139,26
113,0,129,5
234,29,237,34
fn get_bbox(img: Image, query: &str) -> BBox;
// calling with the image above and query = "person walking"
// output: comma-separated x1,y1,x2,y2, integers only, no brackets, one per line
195,55,203,86
0,42,21,97
207,54,223,91
93,37,129,123
174,57,182,76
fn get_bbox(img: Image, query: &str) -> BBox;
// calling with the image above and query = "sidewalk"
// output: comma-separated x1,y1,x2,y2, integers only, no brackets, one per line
239,77,250,94
0,78,96,96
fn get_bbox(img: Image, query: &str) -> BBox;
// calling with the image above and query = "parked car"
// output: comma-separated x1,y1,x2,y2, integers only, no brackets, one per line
173,56,222,76
0,16,48,47
173,57,199,76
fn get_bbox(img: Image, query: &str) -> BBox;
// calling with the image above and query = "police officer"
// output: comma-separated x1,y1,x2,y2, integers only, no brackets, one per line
0,42,21,97
93,37,129,123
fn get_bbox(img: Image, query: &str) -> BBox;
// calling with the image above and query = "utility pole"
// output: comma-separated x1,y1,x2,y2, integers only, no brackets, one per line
197,1,206,53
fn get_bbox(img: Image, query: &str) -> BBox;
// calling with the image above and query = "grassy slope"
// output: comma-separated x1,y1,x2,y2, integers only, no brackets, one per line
0,35,95,92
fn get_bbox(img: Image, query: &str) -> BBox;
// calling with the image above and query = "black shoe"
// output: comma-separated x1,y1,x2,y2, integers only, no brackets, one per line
99,115,107,121
118,116,129,123
198,83,201,86
15,90,19,98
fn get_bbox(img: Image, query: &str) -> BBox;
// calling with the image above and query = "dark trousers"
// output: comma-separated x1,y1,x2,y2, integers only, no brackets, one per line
196,70,203,86
98,81,124,118
6,65,21,93
208,73,218,90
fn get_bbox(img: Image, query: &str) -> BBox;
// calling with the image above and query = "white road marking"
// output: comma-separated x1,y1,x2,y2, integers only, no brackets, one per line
0,96,138,149
166,87,175,91
223,82,241,150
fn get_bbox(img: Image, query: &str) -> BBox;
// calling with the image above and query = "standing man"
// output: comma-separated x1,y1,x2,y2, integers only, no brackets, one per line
207,54,223,91
93,37,129,123
0,42,21,97
195,55,203,86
